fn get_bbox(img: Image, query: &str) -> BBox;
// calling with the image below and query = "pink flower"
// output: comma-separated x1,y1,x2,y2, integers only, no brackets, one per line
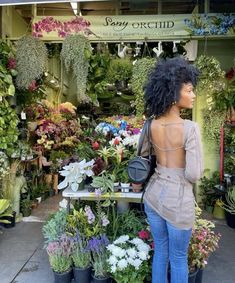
7,57,16,70
138,230,150,240
28,80,38,92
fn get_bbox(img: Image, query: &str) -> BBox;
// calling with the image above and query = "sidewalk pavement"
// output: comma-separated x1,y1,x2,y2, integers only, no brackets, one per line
0,195,234,283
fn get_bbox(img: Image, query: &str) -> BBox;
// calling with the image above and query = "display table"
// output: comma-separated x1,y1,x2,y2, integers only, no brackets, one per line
62,187,143,211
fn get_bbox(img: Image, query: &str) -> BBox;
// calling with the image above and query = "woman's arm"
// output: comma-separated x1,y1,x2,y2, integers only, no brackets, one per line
185,122,204,183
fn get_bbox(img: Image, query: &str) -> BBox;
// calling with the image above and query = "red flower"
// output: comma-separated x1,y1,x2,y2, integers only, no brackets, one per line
92,141,99,150
225,67,235,80
138,230,150,240
28,80,38,92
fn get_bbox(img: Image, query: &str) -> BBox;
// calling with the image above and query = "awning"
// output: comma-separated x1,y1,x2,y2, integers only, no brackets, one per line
0,0,109,6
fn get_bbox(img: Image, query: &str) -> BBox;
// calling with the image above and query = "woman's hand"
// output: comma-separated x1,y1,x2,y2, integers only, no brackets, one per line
132,183,143,193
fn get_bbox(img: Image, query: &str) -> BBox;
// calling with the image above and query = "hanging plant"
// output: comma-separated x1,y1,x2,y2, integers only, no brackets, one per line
130,57,156,116
61,34,92,103
86,48,111,104
202,108,226,145
0,98,19,156
194,55,225,95
16,35,48,89
106,58,133,84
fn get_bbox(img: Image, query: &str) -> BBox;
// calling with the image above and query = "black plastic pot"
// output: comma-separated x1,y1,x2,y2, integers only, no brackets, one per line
225,211,235,229
188,268,199,283
91,273,111,283
4,211,16,228
73,266,91,283
168,268,199,283
195,268,204,283
54,268,73,283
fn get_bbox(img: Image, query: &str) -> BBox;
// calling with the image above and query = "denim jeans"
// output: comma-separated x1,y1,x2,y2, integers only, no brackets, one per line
144,202,192,283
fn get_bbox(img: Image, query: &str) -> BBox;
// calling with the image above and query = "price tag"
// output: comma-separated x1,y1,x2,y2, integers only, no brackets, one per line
21,111,26,120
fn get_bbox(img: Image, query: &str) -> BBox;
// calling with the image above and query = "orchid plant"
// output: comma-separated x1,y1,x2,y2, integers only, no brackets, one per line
58,159,95,191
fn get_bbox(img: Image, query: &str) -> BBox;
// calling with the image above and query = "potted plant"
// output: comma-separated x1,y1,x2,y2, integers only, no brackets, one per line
106,235,151,283
15,35,48,90
58,159,95,192
106,58,133,90
119,170,131,192
71,232,92,283
0,199,14,227
61,34,92,103
43,209,68,244
91,172,115,194
188,206,221,283
219,186,235,228
21,198,32,217
46,234,73,283
88,235,110,283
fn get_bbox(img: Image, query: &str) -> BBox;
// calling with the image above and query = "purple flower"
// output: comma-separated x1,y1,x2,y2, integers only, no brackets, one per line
101,214,110,227
87,235,109,254
84,205,95,224
95,188,102,197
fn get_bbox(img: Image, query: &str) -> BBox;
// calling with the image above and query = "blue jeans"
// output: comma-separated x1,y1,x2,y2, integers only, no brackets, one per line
144,202,192,283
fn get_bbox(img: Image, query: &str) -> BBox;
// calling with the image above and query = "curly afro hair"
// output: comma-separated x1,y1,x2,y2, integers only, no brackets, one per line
144,57,199,118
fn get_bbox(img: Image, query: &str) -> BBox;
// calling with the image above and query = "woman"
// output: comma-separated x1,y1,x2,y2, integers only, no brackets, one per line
139,57,203,283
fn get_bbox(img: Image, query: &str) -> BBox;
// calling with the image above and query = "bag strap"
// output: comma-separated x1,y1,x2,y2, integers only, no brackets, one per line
136,119,153,157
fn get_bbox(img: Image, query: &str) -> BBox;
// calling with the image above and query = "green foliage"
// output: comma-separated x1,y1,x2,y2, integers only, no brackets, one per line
220,186,235,214
72,239,91,268
194,55,225,94
212,77,235,111
15,80,46,107
0,98,19,156
49,150,69,173
130,57,156,116
91,173,115,194
0,41,16,99
106,58,133,83
202,108,226,144
199,170,220,207
87,50,111,104
16,36,48,89
42,209,68,244
224,155,235,175
119,169,130,183
61,34,92,103
0,199,13,224
48,254,72,273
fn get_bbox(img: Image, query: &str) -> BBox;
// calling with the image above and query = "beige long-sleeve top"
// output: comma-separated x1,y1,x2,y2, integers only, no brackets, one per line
143,119,204,229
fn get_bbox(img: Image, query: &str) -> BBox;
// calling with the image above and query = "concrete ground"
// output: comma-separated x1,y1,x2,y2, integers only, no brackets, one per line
0,195,234,283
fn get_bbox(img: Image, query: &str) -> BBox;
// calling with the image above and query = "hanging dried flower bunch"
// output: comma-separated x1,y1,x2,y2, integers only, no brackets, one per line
16,35,48,89
61,34,92,103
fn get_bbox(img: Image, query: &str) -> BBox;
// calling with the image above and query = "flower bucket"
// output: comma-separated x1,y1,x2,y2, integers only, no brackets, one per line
225,211,235,229
188,268,199,283
73,266,91,283
195,268,204,283
213,204,225,219
54,268,73,283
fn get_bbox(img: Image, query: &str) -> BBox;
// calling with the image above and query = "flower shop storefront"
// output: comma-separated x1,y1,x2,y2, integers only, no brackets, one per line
0,2,235,283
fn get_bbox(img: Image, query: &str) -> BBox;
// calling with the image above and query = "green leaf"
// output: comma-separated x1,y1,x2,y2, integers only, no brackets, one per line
8,84,15,96
101,199,111,207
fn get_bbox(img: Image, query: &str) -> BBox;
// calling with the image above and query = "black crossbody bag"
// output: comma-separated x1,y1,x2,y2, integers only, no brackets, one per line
127,118,156,186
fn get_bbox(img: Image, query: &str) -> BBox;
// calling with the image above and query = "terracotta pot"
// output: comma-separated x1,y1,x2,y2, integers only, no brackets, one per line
53,174,59,194
45,174,53,186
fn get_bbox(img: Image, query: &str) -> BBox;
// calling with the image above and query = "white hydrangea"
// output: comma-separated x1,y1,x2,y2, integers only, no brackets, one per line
131,237,144,245
114,235,129,245
127,248,137,258
133,258,142,270
138,251,148,261
117,259,128,270
108,255,118,265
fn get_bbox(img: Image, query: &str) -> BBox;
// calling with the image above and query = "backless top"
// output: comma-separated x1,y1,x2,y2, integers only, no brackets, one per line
142,119,204,229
